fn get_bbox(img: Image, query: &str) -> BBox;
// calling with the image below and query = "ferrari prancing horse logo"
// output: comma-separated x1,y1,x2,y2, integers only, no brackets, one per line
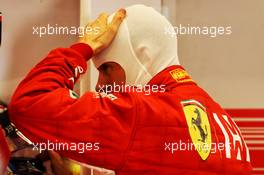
181,100,212,160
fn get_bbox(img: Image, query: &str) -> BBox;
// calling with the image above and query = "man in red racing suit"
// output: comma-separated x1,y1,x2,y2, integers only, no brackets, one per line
9,6,252,175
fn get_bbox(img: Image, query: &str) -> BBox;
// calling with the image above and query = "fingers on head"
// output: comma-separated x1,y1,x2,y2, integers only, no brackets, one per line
98,12,109,23
87,12,108,29
109,9,126,31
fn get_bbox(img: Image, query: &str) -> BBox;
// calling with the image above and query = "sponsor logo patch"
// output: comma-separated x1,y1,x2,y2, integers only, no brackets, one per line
169,68,193,83
181,99,211,160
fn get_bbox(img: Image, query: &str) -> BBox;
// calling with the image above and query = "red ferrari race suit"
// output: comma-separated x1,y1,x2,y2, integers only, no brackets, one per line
0,104,10,174
0,128,10,174
9,43,252,175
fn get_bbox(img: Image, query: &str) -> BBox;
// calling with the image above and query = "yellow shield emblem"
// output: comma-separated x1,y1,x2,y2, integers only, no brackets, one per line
181,100,212,160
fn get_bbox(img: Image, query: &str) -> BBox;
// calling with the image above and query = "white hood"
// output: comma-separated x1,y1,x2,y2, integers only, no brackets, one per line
92,4,179,85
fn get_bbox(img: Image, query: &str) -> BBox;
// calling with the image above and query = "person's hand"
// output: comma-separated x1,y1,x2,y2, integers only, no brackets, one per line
48,151,74,175
79,9,126,55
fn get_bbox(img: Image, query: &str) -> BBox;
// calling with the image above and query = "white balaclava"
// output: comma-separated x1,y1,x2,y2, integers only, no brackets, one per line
92,4,180,85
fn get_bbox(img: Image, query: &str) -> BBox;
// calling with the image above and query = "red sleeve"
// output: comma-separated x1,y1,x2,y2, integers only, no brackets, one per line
0,130,10,174
8,43,137,170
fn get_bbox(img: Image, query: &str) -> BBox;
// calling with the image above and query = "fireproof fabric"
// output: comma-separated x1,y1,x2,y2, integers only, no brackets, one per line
0,127,10,174
0,103,10,174
9,43,252,175
92,5,180,85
